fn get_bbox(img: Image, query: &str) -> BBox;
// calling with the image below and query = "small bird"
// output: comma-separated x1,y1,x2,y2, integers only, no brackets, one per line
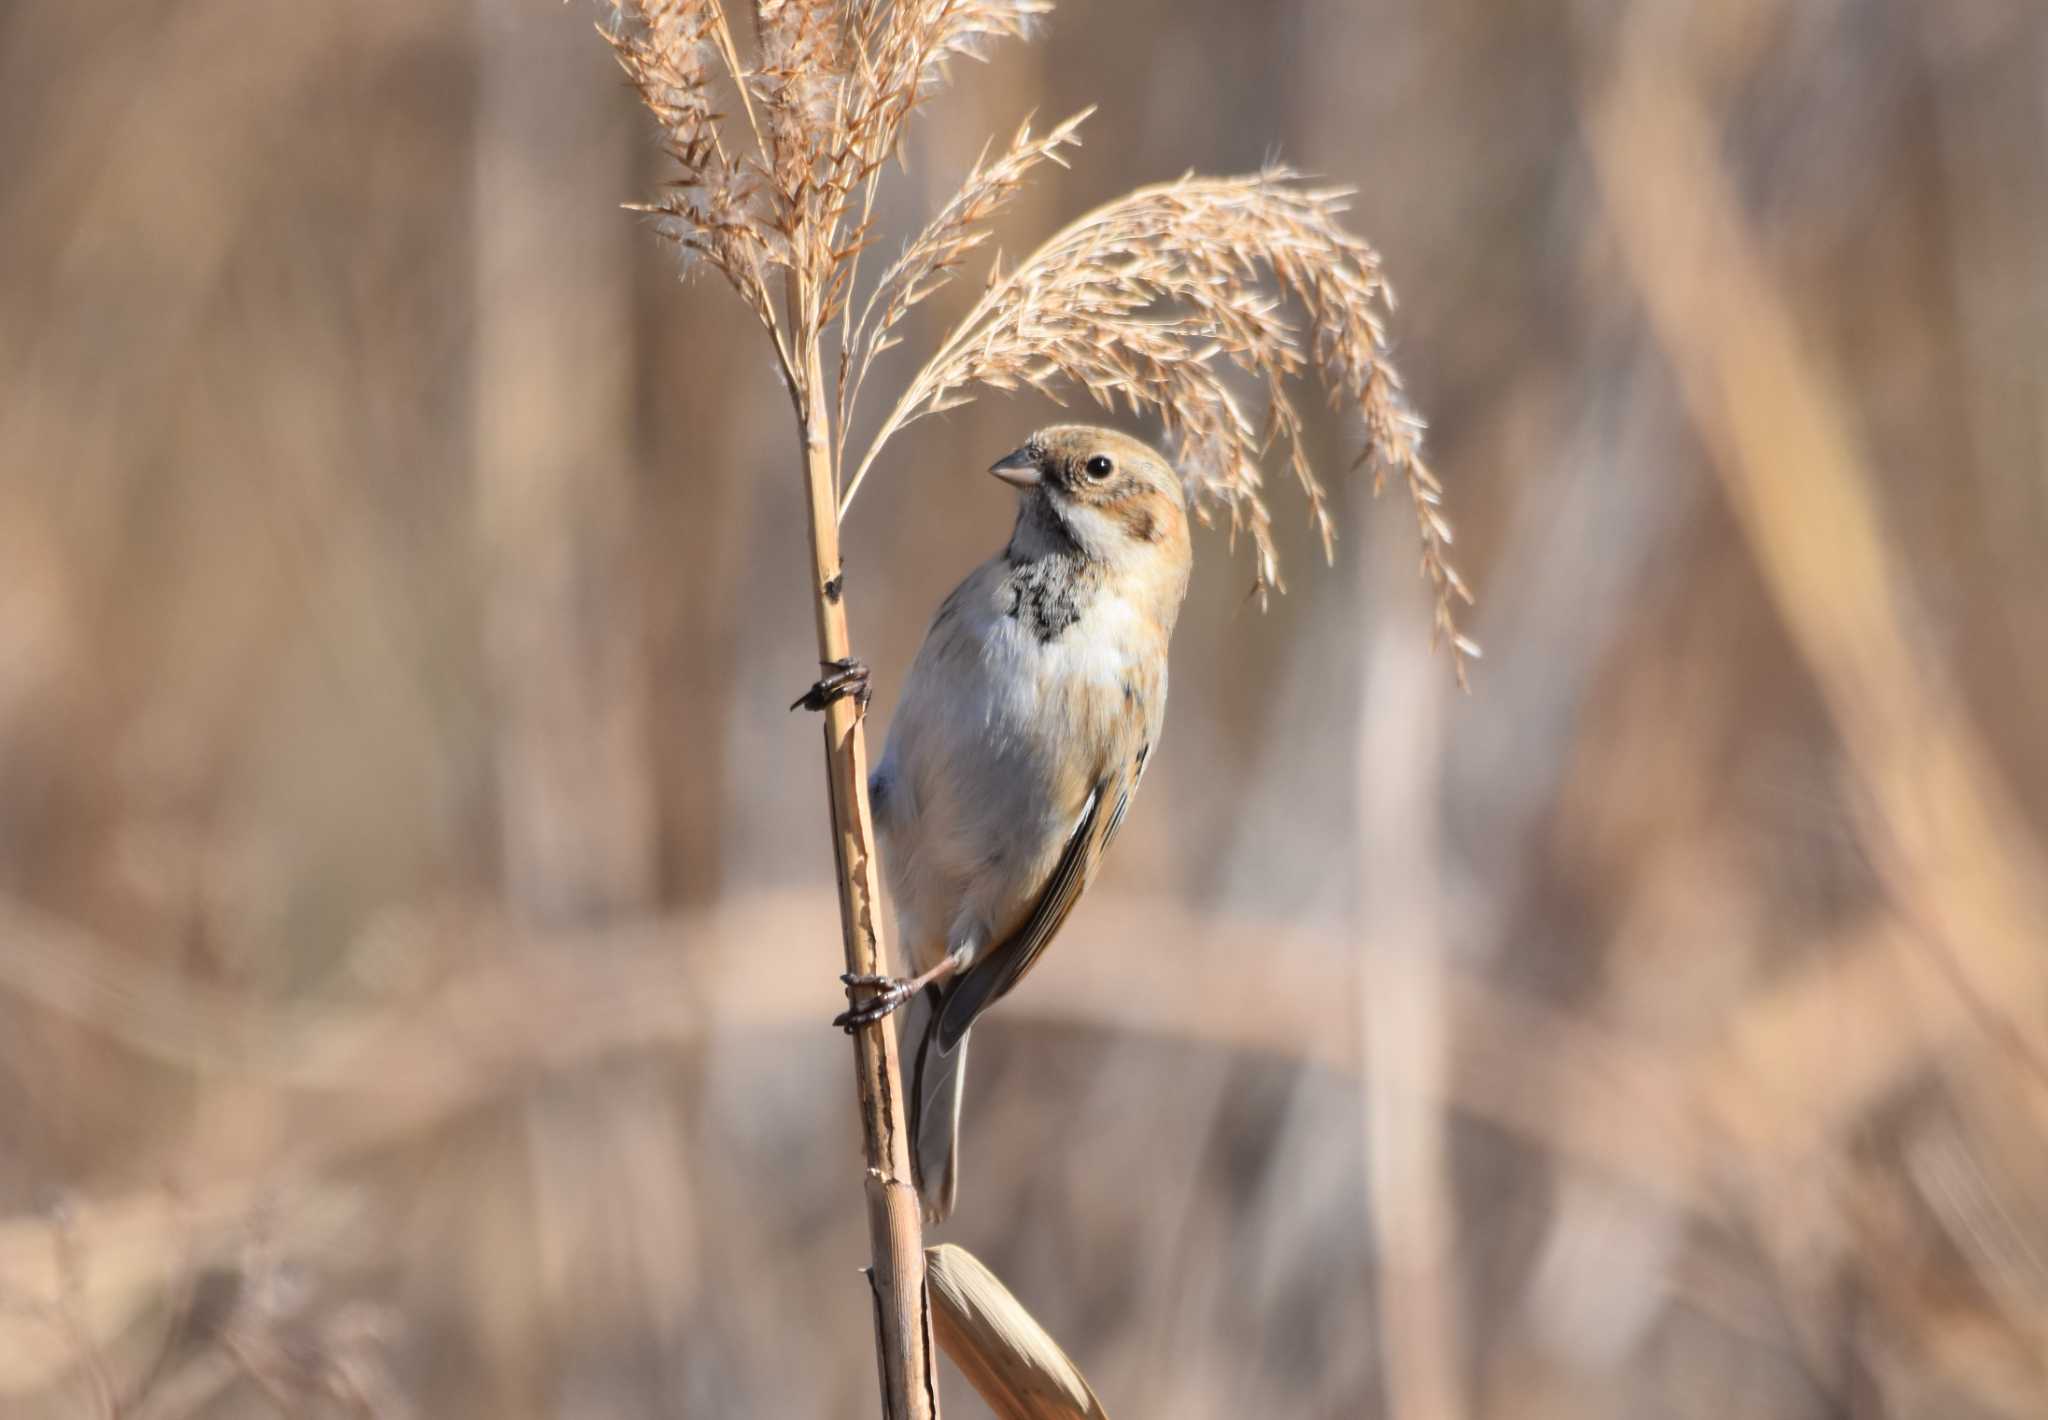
837,425,1194,1223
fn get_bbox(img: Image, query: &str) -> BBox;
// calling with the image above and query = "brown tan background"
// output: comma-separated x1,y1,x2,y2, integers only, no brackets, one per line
4,1,2048,1417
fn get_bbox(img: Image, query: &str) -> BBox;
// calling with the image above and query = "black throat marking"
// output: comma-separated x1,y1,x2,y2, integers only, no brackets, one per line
1003,550,1101,643
1002,495,1102,643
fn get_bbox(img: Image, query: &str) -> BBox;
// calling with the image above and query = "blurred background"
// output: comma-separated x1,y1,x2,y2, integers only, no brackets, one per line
4,1,2048,1416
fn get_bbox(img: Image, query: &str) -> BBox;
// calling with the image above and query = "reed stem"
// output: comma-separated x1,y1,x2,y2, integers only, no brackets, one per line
789,301,940,1420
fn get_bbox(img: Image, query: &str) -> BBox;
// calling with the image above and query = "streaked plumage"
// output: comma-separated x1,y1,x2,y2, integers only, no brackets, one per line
862,425,1193,1222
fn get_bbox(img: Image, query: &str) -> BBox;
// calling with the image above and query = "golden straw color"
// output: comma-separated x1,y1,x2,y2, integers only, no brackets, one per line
926,1245,1109,1420
10,3,2048,1416
587,3,1469,1414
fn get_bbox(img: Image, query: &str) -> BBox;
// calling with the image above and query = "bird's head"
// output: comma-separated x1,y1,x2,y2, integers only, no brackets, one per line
989,425,1191,576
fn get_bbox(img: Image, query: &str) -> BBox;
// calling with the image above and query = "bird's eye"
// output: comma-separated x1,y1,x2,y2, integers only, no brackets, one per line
1084,454,1114,480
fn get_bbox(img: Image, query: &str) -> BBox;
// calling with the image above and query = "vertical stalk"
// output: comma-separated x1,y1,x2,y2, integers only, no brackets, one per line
790,322,939,1420
475,5,667,1413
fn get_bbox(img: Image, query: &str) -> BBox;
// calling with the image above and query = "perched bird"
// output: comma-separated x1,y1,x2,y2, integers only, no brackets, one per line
838,425,1194,1223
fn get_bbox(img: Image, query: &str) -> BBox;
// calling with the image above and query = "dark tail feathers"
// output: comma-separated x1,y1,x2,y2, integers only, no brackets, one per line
904,987,967,1225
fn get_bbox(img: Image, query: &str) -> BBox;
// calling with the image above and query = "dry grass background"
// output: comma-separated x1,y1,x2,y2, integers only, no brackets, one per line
3,1,2047,1417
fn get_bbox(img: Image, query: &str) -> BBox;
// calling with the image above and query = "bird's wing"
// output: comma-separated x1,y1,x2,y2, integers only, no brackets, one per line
933,737,1150,1054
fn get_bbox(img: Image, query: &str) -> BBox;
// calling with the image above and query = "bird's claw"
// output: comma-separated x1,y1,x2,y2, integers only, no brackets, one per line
833,972,914,1032
791,657,871,715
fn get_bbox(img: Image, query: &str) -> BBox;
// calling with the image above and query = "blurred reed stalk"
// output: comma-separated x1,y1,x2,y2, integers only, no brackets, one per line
587,3,1471,1413
475,9,671,1414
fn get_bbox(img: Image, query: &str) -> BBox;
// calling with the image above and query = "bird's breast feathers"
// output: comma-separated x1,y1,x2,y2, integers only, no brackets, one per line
944,555,1163,741
876,553,1164,902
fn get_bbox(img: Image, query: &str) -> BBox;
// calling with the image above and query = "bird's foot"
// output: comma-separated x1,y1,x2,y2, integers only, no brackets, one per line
834,971,916,1032
790,657,871,716
832,955,964,1033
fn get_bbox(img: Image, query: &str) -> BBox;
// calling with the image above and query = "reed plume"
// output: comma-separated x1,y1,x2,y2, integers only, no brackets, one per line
598,0,1474,668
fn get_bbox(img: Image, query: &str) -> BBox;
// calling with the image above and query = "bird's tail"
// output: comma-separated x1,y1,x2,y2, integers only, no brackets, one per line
904,987,967,1225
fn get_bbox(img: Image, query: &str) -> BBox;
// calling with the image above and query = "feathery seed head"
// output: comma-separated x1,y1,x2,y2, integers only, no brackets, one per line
596,0,1475,681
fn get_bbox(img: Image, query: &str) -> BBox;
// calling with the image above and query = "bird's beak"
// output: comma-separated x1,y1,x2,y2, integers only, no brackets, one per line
988,447,1042,490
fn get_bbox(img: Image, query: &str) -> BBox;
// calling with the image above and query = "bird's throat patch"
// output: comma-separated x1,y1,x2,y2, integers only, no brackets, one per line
1002,552,1101,643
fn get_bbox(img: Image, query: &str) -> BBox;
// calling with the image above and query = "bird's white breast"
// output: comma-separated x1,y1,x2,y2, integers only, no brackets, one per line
873,560,1147,969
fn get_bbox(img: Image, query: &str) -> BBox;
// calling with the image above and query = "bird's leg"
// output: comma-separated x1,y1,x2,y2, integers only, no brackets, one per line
790,657,871,716
834,953,964,1033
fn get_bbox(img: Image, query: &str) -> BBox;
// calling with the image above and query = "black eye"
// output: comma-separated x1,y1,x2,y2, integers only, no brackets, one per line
1084,454,1114,480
